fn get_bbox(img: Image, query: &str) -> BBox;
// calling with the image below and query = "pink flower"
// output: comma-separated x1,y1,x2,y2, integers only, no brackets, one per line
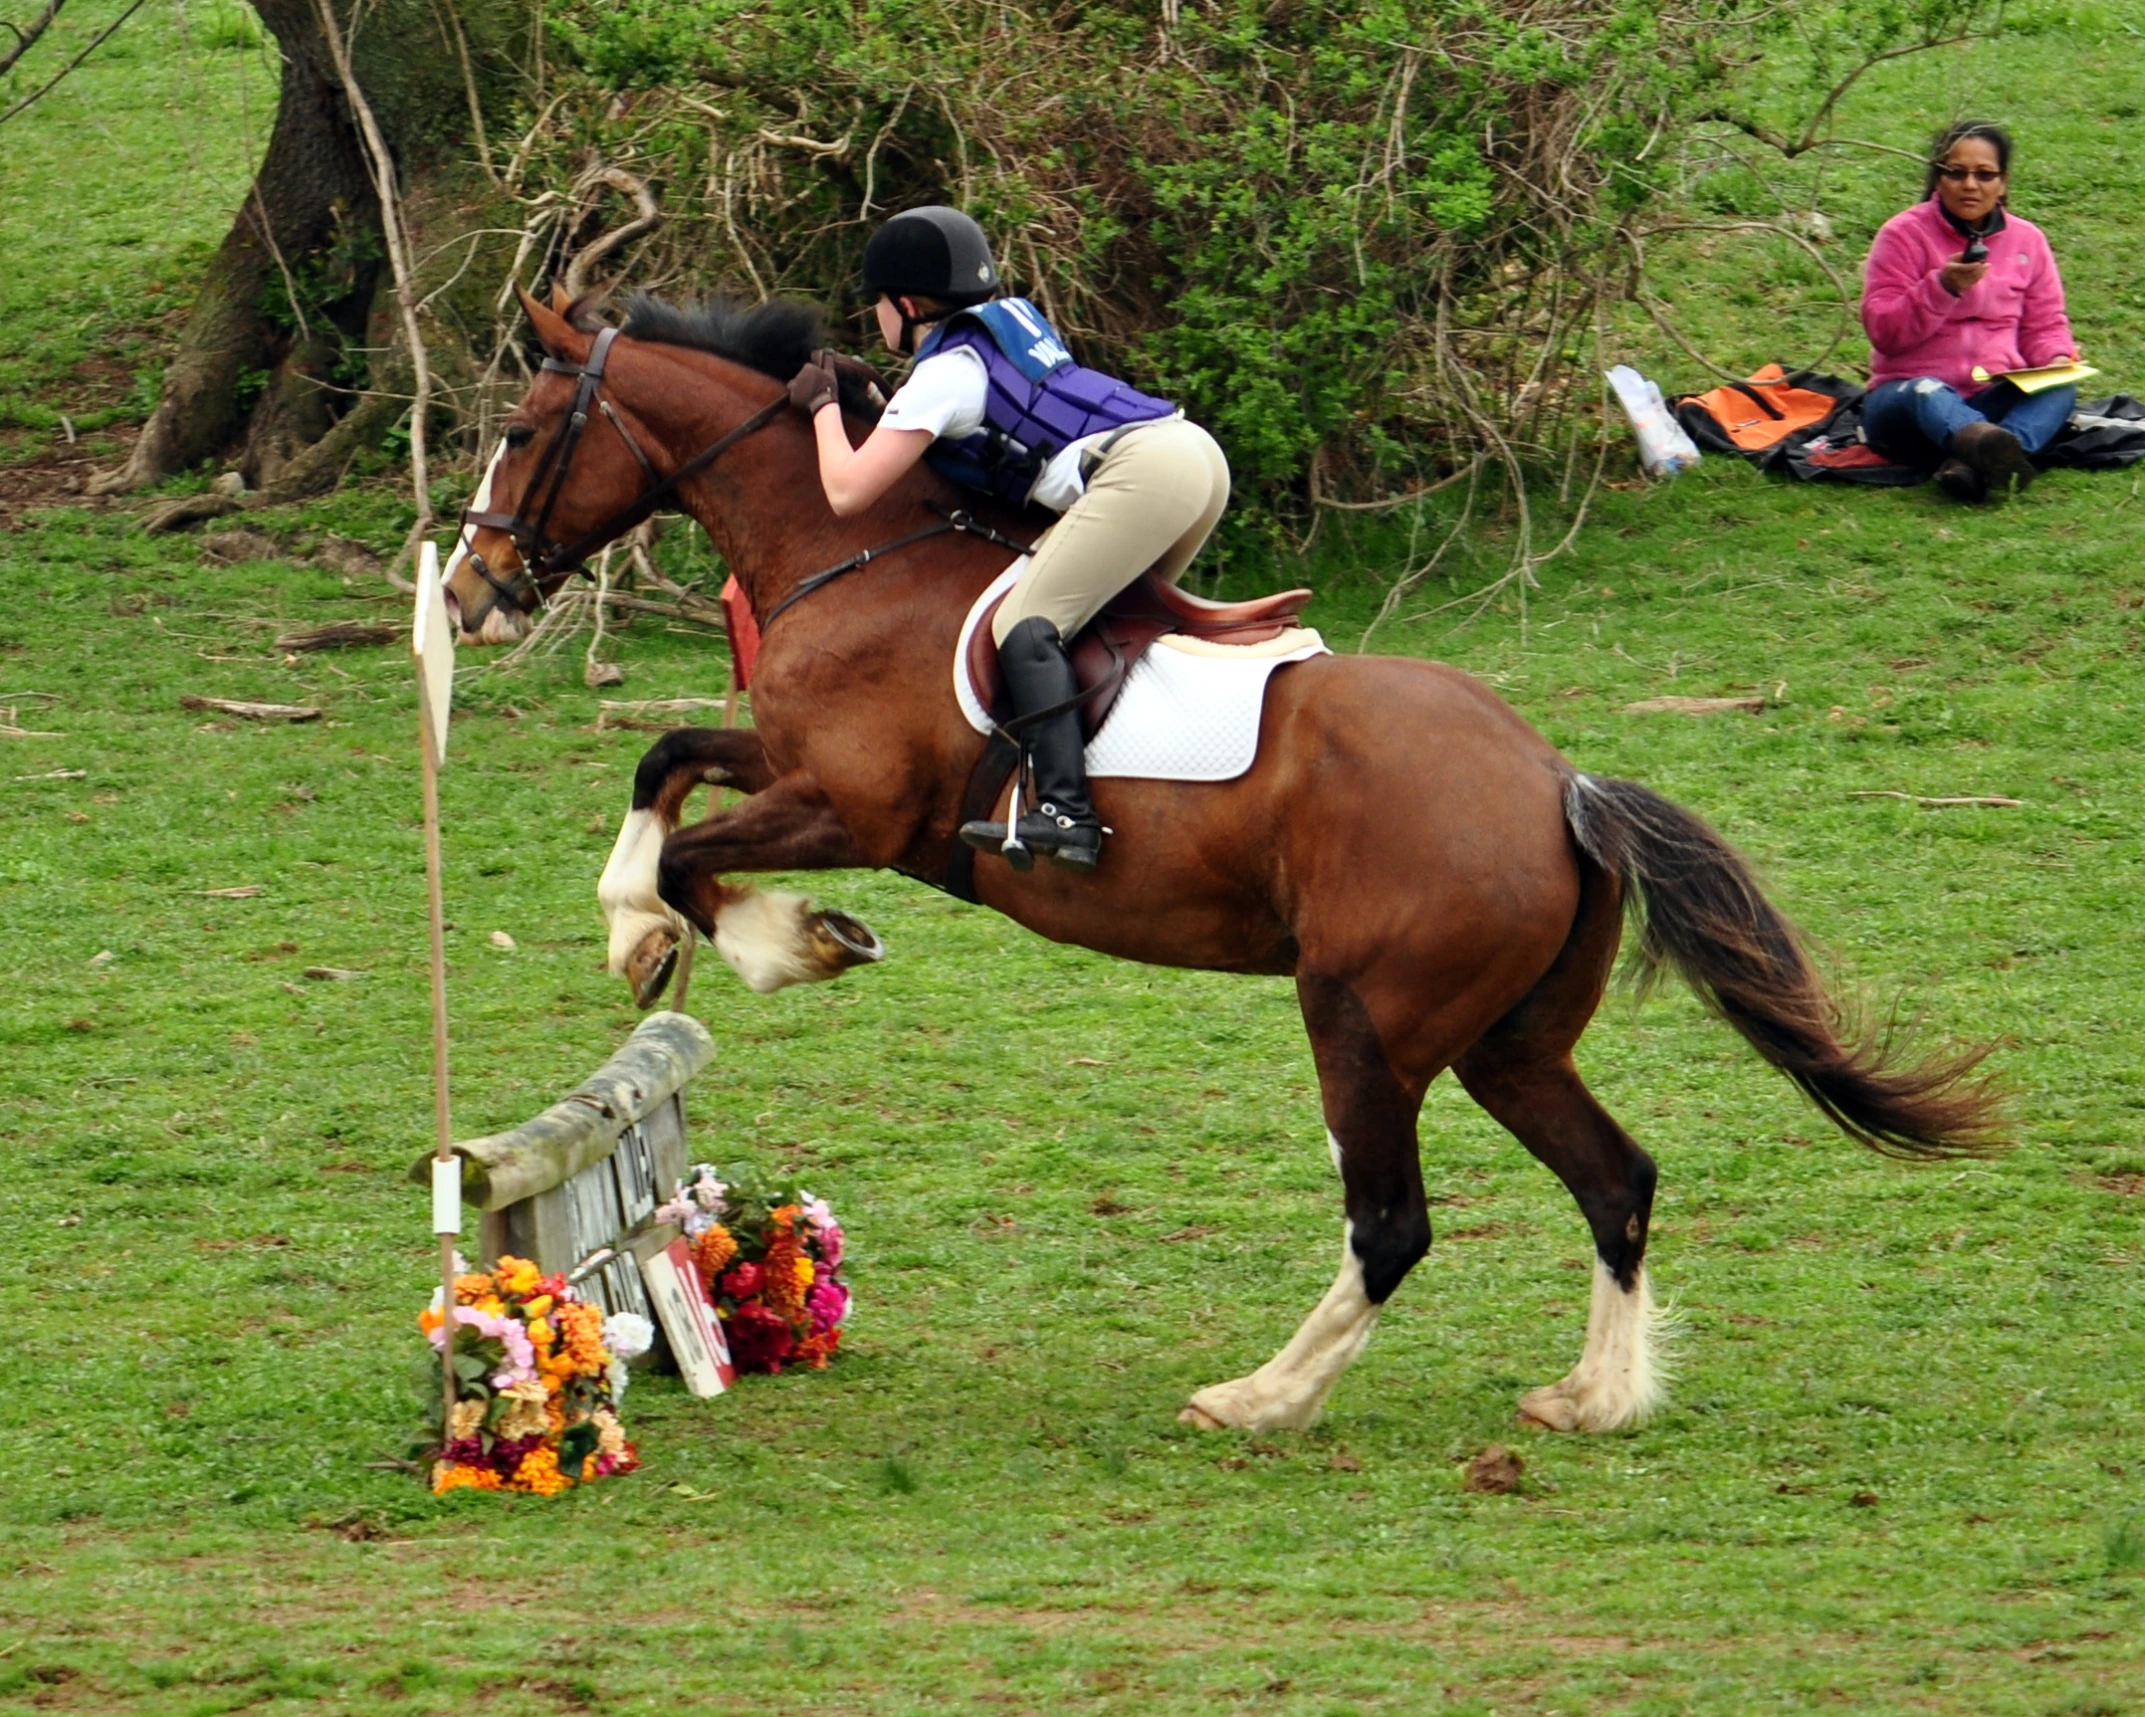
815,1223,844,1270
806,1279,849,1334
800,1194,835,1230
428,1306,535,1386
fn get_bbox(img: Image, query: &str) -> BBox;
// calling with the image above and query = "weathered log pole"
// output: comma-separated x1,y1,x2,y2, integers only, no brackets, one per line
408,1012,714,1271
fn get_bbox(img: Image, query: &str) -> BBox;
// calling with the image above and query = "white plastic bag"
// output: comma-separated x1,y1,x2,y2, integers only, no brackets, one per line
1606,364,1701,478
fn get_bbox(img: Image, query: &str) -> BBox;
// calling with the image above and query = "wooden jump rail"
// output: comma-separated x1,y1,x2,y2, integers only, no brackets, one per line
410,1012,715,1326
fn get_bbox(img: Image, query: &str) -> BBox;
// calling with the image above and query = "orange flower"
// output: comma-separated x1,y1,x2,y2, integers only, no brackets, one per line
432,1461,503,1495
692,1224,737,1289
417,1307,444,1336
512,1446,572,1497
495,1256,542,1296
796,1326,841,1370
761,1229,806,1321
453,1271,494,1302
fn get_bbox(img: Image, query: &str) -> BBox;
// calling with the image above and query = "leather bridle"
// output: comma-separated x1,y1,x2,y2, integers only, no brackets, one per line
458,324,786,618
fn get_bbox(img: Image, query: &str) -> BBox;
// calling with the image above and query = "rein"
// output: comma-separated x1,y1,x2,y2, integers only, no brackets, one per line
761,505,1035,628
460,324,787,616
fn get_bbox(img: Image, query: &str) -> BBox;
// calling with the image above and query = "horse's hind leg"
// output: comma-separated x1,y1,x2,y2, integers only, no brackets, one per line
1454,885,1666,1431
1180,973,1432,1432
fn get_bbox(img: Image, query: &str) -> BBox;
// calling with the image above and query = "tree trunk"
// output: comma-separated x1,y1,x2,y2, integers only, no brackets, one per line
92,0,532,499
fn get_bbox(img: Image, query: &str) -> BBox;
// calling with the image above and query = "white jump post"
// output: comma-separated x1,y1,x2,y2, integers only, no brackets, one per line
413,541,459,1444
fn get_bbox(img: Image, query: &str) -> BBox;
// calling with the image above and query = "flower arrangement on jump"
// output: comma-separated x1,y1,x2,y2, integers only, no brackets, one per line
656,1164,850,1374
416,1255,649,1495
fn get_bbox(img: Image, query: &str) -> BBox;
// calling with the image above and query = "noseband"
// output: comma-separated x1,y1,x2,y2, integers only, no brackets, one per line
458,324,787,617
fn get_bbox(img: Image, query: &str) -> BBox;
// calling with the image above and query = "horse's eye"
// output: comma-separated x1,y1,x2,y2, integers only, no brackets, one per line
503,423,535,449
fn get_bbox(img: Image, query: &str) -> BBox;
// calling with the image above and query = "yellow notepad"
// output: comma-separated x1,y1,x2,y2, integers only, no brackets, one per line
1970,360,2100,394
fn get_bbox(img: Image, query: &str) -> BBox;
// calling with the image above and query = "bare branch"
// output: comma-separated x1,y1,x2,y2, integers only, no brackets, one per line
310,0,435,563
561,165,661,299
0,0,64,77
0,0,146,127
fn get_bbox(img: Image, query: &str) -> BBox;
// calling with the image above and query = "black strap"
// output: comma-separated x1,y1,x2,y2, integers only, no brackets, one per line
943,731,1021,904
536,394,788,577
1724,382,1786,420
759,506,1036,629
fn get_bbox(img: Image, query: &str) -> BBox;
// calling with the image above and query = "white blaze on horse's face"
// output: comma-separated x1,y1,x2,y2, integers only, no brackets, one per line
446,442,529,645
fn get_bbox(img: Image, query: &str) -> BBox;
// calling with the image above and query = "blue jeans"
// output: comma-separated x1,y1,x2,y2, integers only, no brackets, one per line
1863,377,2077,466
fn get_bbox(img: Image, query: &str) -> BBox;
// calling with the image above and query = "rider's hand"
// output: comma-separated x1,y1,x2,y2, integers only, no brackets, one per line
787,350,841,417
823,350,889,408
1940,254,1990,296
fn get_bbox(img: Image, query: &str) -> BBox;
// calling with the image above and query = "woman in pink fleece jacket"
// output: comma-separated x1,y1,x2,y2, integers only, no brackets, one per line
1861,120,2079,501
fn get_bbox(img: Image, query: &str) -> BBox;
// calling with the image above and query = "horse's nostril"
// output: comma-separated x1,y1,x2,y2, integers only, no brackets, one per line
442,587,463,628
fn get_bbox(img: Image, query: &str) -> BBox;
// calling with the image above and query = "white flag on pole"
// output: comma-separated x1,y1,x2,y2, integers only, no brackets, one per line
413,540,455,767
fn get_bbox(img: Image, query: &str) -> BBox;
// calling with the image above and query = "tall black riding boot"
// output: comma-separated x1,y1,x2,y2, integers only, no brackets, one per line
960,617,1105,873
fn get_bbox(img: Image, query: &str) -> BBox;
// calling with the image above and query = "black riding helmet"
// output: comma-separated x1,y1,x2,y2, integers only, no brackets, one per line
860,206,998,351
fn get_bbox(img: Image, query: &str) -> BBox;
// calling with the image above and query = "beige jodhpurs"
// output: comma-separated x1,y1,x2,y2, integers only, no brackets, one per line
989,417,1231,645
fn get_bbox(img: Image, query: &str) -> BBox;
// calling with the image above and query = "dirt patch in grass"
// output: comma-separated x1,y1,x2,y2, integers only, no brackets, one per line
0,435,131,529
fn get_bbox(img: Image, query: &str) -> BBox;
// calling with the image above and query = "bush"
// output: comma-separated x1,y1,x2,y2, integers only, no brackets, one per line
510,0,1990,530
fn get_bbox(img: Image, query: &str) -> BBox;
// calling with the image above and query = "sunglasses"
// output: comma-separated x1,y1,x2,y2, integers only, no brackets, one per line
1935,166,2005,184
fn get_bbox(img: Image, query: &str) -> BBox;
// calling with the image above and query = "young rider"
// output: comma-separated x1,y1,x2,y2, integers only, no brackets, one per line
785,205,1231,874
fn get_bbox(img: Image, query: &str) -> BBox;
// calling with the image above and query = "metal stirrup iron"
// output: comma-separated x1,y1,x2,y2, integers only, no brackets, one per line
1000,751,1029,865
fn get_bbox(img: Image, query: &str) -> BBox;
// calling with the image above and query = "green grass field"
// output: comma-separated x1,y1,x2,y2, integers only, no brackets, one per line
2,5,2142,1713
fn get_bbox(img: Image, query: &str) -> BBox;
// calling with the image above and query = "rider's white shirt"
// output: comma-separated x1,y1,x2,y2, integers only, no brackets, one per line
878,345,1103,512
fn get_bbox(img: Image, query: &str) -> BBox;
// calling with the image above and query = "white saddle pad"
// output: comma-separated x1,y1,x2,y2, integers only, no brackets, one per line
953,563,1329,782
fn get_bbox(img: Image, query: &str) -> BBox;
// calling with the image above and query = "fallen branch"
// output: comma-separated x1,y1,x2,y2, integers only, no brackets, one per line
1620,694,1769,715
275,622,399,652
598,697,732,722
179,696,323,722
599,592,728,627
12,767,84,780
1847,791,2023,809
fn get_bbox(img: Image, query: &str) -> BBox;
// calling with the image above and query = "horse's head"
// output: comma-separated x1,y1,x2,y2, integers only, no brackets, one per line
446,287,886,644
445,288,691,643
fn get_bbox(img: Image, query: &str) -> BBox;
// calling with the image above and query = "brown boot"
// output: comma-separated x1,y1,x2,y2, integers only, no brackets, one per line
1949,420,2036,498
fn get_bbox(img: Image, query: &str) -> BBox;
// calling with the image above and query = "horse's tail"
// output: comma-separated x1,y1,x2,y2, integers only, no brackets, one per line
1561,772,2008,1159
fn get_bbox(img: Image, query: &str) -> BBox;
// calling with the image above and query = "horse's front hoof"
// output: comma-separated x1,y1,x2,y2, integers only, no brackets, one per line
624,926,679,1009
813,909,885,970
1176,1404,1227,1431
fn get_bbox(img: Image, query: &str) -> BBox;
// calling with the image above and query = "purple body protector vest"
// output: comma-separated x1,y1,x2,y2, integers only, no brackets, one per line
912,298,1175,509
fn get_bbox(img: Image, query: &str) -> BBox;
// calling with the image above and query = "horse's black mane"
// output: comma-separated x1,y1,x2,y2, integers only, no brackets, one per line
611,292,886,419
617,292,826,378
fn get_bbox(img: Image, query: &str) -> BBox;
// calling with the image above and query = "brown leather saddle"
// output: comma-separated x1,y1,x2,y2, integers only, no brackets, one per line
966,572,1314,738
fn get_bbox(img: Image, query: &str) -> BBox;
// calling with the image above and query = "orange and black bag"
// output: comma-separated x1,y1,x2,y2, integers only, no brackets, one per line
1675,364,1855,454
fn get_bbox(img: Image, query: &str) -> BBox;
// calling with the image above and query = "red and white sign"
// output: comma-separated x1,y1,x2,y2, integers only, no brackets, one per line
641,1236,735,1397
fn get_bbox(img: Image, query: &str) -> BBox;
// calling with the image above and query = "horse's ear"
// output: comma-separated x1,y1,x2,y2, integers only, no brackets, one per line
549,283,574,314
518,284,585,360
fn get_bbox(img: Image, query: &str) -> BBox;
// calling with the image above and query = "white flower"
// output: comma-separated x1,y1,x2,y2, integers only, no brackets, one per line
607,1357,630,1400
603,1311,655,1361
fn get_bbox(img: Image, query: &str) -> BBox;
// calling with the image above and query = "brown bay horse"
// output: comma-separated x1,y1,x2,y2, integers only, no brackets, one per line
445,290,2004,1435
